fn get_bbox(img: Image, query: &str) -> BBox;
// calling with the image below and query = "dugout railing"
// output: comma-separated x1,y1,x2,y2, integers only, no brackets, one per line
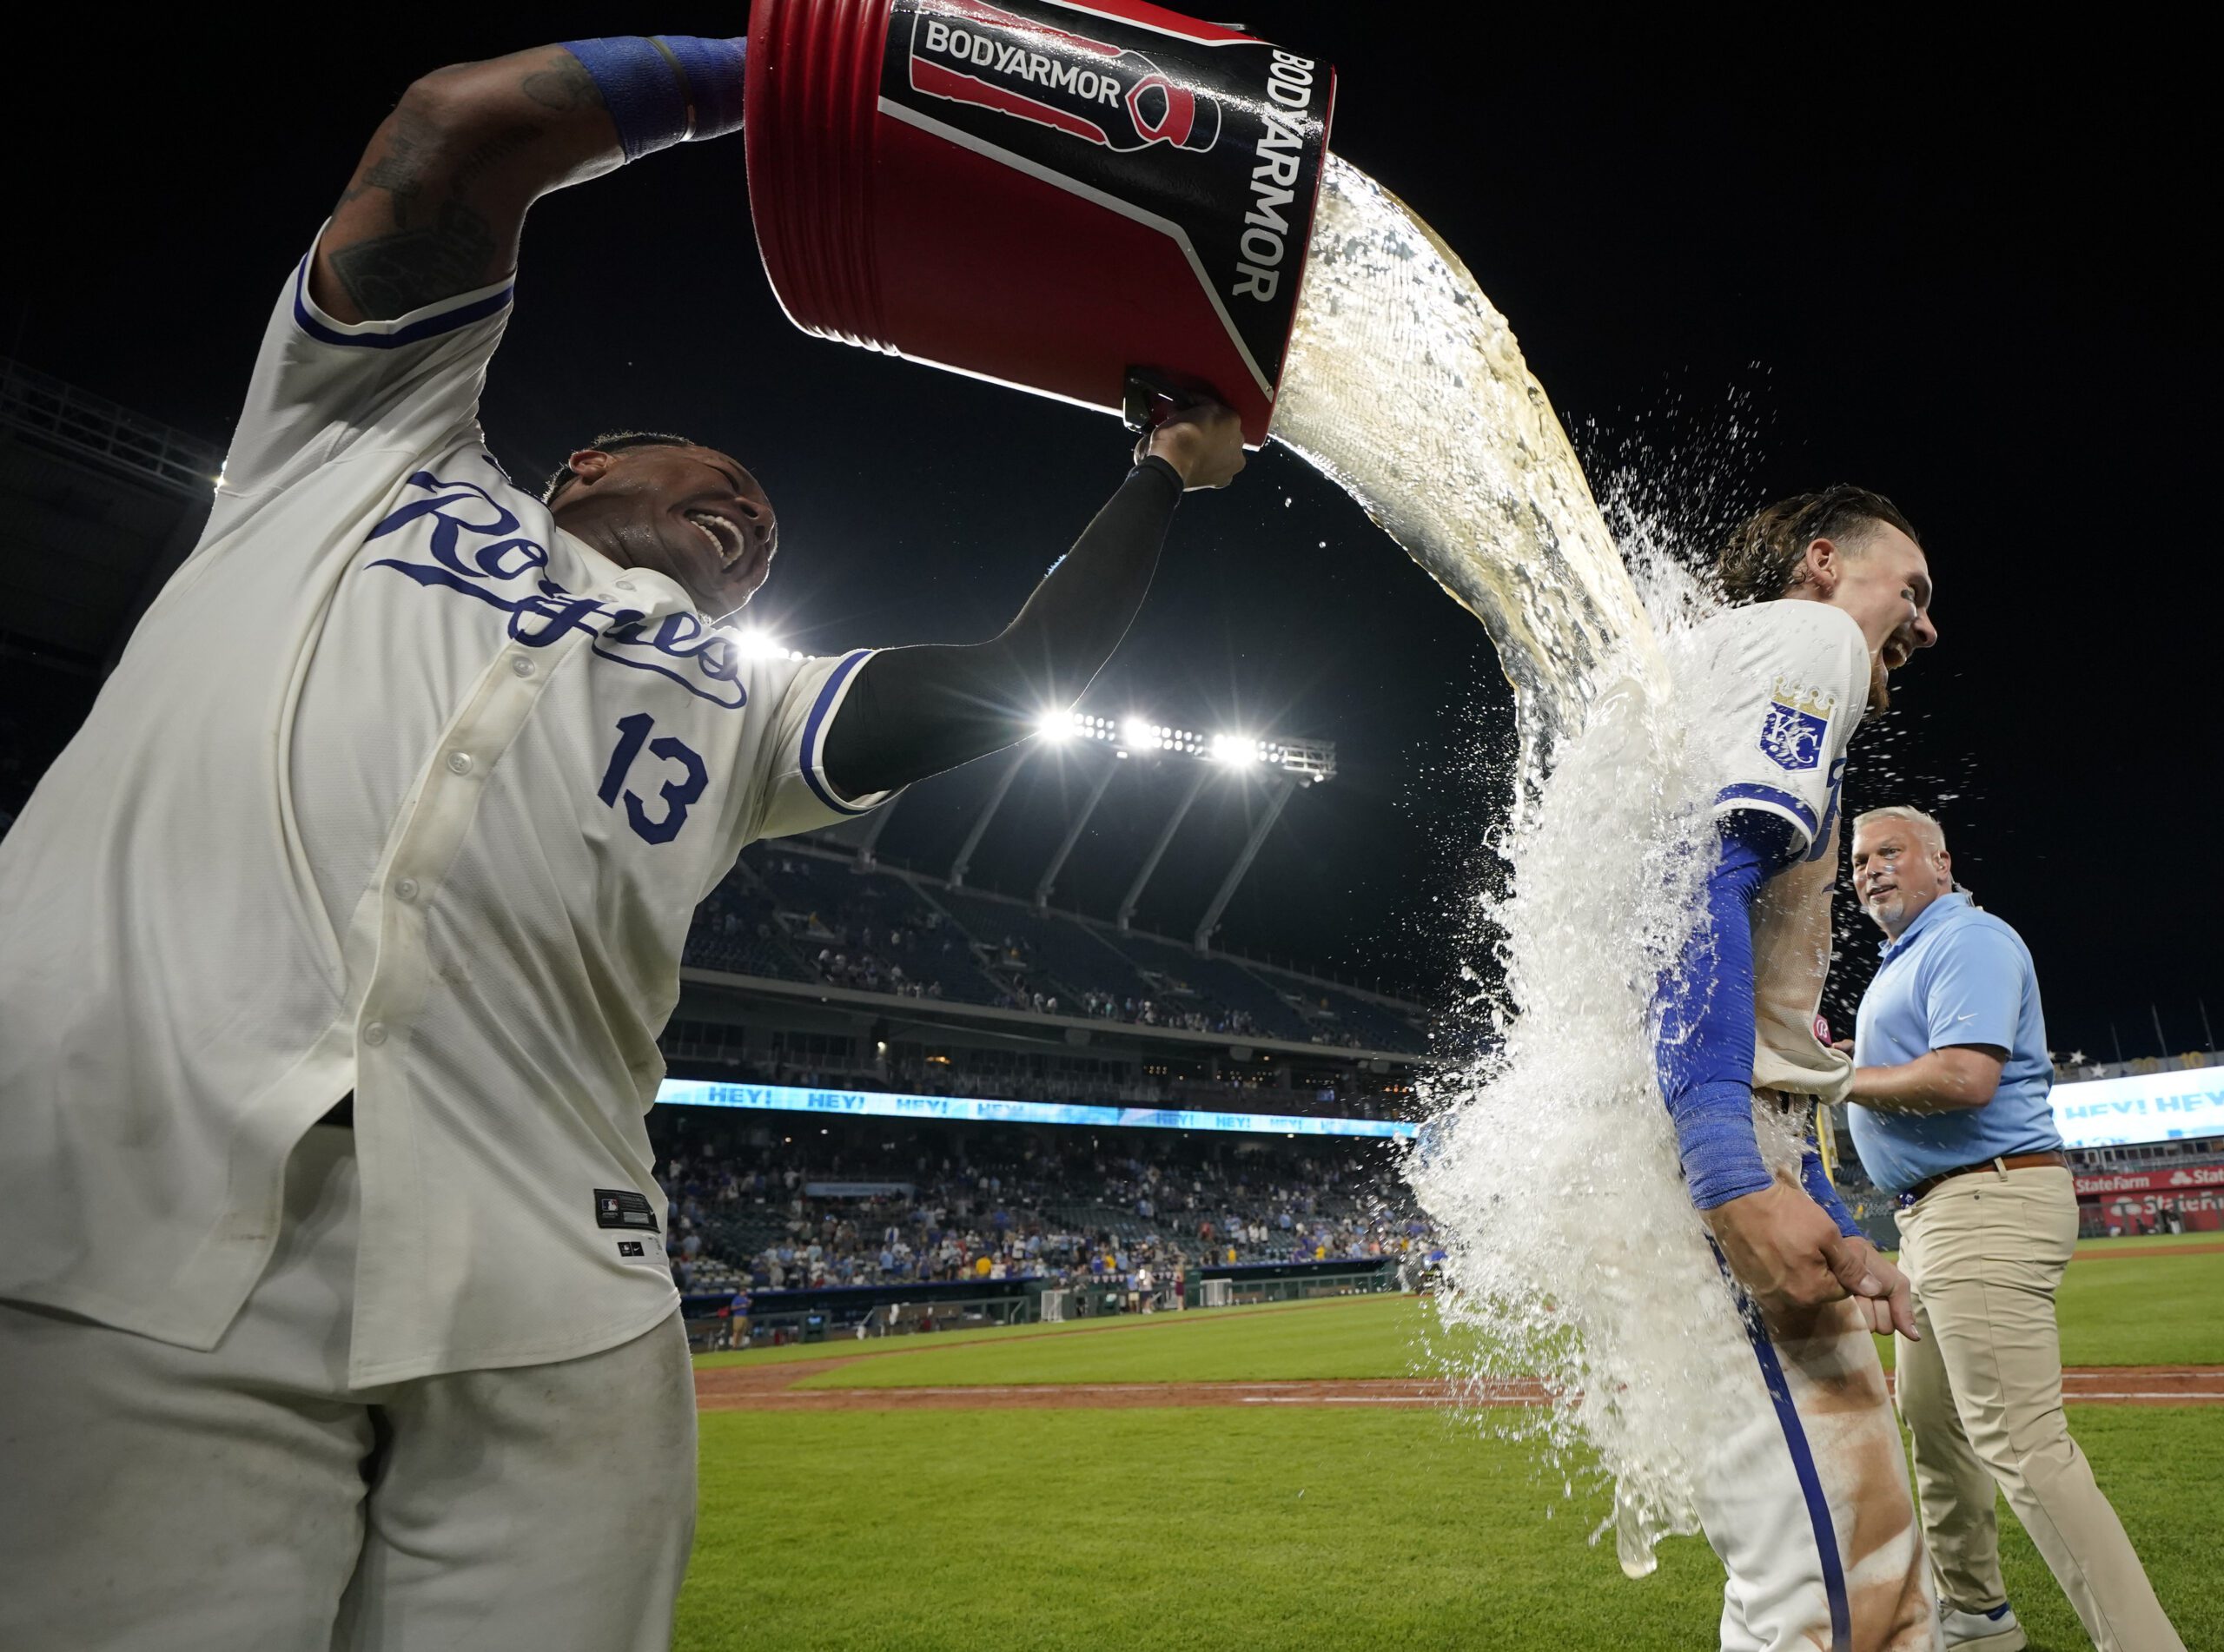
682,1277,1039,1351
1188,1256,1403,1305
683,1258,1408,1350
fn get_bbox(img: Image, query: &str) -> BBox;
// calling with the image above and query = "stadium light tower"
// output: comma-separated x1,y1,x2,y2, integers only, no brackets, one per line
1044,707,1335,784
1027,702,1335,949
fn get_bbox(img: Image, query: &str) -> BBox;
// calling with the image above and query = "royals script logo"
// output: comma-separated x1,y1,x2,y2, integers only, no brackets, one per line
364,471,751,710
909,0,1221,153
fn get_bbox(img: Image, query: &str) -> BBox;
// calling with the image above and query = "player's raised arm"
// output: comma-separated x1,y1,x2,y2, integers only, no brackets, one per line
311,37,745,323
817,403,1246,799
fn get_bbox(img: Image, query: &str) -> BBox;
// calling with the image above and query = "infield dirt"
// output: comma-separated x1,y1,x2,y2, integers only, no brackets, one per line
696,1357,2224,1412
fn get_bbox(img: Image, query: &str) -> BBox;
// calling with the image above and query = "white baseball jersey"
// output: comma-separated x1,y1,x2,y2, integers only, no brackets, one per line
0,235,890,1384
1668,601,1871,1101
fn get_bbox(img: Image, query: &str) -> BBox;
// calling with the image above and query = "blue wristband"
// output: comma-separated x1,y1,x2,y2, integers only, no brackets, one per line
1675,1084,1776,1209
1800,1147,1863,1239
659,36,748,142
563,36,747,162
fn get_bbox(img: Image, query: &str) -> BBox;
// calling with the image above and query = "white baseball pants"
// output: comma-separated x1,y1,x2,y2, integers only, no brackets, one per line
1693,1295,1942,1652
0,1126,698,1652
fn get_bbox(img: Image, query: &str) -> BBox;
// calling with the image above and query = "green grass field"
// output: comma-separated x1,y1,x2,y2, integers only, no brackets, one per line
696,1239,2224,1386
679,1243,2224,1651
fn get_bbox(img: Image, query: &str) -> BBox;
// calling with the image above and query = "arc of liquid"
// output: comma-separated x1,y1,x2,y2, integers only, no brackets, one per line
1273,157,1729,1570
1272,158,1668,795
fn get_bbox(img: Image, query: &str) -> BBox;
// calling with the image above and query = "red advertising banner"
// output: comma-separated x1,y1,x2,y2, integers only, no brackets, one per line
2074,1164,2224,1196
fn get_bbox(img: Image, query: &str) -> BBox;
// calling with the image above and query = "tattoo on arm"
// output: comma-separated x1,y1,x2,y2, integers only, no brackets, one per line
447,123,542,193
522,53,606,113
318,48,620,322
338,104,440,228
330,118,539,318
328,200,501,318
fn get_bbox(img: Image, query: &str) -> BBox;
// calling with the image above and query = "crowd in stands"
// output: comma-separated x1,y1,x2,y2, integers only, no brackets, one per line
1021,982,1261,1037
651,1115,1439,1300
678,846,1431,1054
811,929,946,1000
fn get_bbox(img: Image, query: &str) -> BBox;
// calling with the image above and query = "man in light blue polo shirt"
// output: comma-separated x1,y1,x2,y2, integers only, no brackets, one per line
1846,806,2182,1652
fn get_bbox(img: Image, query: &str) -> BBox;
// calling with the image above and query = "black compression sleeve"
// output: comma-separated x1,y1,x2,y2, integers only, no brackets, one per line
820,455,1184,798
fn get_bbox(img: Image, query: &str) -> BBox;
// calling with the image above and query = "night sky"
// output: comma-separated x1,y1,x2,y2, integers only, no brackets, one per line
12,12,2212,1058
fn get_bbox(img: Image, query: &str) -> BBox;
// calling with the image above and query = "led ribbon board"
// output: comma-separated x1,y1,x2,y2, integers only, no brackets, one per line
2050,1066,2224,1149
658,1078,1419,1139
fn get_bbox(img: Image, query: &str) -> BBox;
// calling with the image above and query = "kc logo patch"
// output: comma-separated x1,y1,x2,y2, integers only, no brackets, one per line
1757,677,1835,771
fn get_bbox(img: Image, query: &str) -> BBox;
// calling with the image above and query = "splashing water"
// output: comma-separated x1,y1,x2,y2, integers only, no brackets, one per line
1272,158,1751,1569
1272,162,1665,786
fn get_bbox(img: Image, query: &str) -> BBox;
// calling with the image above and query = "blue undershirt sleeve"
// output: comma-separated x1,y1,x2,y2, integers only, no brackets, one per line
1654,811,1798,1210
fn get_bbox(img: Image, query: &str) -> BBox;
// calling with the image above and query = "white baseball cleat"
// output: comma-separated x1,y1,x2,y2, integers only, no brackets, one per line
1940,1601,2026,1650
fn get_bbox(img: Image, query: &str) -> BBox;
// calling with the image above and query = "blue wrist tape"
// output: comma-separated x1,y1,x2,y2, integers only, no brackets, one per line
563,36,747,162
658,36,748,142
1800,1148,1863,1239
1672,1086,1775,1210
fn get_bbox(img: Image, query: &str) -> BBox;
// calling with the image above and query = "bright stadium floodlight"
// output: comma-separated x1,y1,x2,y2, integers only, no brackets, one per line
1036,708,1076,741
1064,703,1334,780
734,627,804,662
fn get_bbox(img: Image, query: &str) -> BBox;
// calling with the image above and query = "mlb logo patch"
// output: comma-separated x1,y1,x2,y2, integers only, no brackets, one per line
1757,677,1835,771
593,1188,660,1233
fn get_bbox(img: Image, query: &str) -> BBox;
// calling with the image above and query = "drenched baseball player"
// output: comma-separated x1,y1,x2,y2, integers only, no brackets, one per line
1653,487,1943,1652
0,36,1241,1651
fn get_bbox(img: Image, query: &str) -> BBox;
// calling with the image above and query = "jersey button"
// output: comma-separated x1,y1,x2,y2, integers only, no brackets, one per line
615,579,637,592
511,657,536,677
362,1022,388,1047
394,877,419,902
447,751,473,775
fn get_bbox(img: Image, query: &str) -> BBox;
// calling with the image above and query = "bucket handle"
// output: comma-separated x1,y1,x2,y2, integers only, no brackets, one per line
1122,367,1186,434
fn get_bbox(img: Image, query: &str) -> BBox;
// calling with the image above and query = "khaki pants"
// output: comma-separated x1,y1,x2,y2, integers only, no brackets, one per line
0,1127,698,1652
1896,1165,2183,1651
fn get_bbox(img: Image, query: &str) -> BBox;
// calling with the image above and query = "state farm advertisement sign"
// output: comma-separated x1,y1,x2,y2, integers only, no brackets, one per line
2073,1165,2224,1196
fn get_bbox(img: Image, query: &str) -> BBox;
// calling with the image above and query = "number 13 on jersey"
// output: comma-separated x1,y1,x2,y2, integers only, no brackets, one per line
597,713,707,844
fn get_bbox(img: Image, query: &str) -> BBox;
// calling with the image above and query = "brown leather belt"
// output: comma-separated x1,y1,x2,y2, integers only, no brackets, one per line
1898,1149,2068,1207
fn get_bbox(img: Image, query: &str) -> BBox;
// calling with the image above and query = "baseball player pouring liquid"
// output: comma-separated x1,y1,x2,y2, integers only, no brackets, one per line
1653,487,1943,1652
0,36,1241,1652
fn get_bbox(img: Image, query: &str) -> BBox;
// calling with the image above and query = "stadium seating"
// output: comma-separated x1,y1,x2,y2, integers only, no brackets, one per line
930,886,1153,1008
1251,968,1430,1054
712,849,1008,1003
1100,928,1308,1041
682,880,815,981
678,842,1437,1055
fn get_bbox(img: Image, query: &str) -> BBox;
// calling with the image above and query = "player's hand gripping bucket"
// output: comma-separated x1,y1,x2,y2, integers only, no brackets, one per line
744,0,1335,444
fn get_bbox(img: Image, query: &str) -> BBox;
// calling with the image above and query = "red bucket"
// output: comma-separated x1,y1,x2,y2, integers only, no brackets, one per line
744,0,1336,445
